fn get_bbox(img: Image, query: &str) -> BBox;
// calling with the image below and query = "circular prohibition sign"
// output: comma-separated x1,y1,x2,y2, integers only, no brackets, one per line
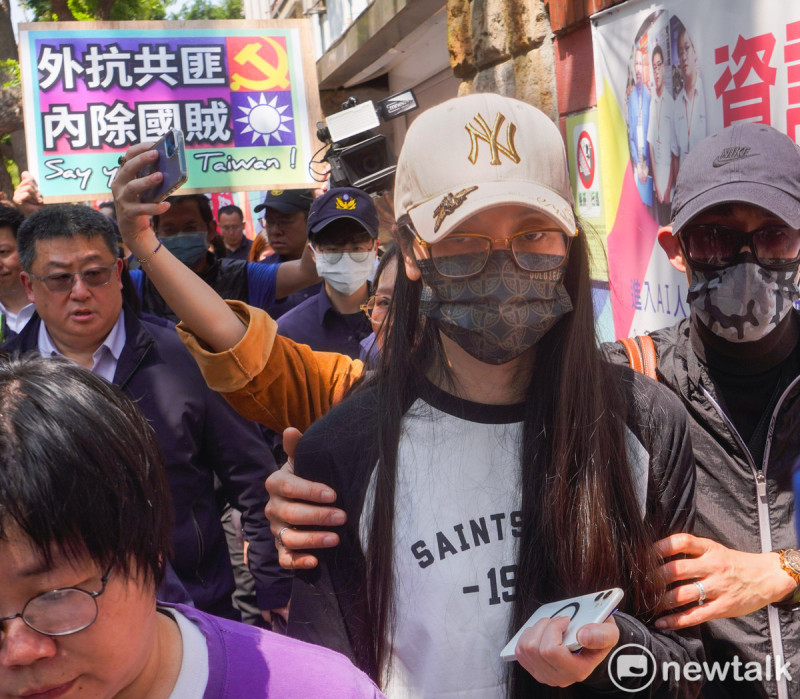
576,130,595,189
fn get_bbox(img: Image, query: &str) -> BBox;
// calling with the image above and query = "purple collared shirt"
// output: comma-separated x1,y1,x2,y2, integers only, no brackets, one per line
276,285,372,359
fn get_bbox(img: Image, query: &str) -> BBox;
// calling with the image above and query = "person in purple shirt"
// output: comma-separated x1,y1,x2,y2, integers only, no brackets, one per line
277,187,378,359
0,353,384,699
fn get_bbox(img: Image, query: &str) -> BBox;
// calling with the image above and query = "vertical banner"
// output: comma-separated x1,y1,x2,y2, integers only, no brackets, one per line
591,1,800,337
18,21,323,202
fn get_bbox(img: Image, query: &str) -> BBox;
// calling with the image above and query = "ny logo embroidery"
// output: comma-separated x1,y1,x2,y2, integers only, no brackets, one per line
465,112,521,166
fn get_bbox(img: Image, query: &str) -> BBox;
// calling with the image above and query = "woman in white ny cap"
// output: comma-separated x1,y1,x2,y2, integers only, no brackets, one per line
282,94,701,698
111,93,701,698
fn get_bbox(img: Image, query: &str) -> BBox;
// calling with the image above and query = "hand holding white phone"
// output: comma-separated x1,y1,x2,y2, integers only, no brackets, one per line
500,588,624,661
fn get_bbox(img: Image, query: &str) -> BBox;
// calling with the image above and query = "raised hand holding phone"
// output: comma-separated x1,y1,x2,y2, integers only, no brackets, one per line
136,128,188,203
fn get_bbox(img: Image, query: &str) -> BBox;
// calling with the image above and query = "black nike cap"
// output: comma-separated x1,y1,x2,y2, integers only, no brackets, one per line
671,122,800,234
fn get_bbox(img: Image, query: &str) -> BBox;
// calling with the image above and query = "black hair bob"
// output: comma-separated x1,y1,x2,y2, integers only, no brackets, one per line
0,354,173,586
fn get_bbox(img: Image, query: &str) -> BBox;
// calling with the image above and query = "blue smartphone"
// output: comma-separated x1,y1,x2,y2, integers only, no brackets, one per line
137,128,188,203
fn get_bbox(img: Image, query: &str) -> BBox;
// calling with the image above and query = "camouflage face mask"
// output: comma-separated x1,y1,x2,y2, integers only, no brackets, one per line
687,260,800,343
416,250,573,365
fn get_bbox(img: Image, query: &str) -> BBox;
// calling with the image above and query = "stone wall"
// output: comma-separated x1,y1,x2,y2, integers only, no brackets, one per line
448,0,558,120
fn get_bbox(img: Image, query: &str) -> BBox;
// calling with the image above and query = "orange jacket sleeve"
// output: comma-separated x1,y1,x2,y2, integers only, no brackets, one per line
176,300,365,433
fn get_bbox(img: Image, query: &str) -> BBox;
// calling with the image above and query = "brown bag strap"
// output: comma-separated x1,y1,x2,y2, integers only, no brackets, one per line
637,335,657,381
619,336,643,375
619,335,658,382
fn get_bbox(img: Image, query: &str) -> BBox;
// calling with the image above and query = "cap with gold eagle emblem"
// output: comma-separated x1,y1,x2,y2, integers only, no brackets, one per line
307,186,379,242
393,93,577,244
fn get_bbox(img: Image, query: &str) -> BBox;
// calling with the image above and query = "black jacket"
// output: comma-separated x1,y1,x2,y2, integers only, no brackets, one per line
4,308,288,614
139,255,249,323
289,368,702,697
605,316,800,699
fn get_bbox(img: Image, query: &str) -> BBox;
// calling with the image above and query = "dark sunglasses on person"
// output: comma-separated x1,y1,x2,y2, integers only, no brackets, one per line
398,219,571,279
680,223,800,270
30,265,117,293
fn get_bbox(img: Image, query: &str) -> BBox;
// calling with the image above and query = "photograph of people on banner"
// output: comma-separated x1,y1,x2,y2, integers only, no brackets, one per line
592,0,800,337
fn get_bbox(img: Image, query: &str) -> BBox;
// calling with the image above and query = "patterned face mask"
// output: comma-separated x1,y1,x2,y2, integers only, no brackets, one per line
687,260,800,343
416,250,573,365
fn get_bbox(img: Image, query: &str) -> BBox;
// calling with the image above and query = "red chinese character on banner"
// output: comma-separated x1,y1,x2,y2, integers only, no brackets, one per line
785,21,800,142
714,33,777,126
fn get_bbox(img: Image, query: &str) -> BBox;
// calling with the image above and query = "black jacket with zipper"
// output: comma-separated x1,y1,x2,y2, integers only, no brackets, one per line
4,307,287,615
605,315,800,699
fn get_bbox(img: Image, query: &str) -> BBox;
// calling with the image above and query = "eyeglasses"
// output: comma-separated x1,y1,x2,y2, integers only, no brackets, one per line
360,294,391,324
313,245,374,264
400,222,572,278
261,214,299,231
0,567,112,638
31,264,117,293
680,223,800,269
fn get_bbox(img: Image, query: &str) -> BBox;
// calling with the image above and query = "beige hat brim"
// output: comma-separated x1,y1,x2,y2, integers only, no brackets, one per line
406,179,577,244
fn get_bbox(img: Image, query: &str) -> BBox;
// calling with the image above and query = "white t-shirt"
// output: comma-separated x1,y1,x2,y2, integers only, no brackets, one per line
161,606,210,699
359,395,650,699
362,397,521,698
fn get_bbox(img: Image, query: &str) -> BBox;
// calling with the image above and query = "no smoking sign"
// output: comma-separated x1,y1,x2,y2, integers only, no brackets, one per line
577,130,595,189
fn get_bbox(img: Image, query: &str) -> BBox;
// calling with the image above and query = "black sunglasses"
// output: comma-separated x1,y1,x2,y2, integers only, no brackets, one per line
679,223,800,270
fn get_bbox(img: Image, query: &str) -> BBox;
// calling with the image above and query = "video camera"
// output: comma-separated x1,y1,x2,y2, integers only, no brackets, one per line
316,89,418,194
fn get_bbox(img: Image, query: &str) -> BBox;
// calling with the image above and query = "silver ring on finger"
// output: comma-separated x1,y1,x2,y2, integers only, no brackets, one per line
694,580,707,606
277,526,291,548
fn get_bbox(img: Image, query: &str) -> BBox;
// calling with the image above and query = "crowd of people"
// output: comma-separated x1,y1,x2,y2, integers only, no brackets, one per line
1,90,799,699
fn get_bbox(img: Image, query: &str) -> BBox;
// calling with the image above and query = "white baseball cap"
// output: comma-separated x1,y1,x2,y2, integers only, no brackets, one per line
394,93,577,244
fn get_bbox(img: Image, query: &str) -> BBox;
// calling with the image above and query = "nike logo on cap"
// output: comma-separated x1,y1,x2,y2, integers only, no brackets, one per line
712,146,759,167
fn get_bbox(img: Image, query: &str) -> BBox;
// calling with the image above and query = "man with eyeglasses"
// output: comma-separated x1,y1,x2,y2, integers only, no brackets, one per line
605,122,800,699
0,354,384,699
217,204,252,260
4,204,290,628
255,189,323,319
276,187,378,359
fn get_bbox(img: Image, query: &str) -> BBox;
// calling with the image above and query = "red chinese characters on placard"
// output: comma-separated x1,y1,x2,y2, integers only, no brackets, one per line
785,21,800,142
714,33,777,127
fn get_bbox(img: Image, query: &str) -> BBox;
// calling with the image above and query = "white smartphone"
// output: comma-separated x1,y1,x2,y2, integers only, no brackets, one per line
137,128,188,203
500,587,624,661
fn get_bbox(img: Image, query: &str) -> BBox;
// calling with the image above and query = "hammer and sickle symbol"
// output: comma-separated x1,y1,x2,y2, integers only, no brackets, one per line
230,38,289,91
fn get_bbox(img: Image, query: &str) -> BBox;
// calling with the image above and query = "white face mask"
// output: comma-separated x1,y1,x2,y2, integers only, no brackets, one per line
314,249,376,296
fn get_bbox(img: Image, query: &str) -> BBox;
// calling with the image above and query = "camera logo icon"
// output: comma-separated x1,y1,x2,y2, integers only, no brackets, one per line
608,643,657,692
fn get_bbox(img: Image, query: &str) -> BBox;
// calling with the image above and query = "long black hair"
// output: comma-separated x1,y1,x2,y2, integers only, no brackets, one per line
354,221,665,695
